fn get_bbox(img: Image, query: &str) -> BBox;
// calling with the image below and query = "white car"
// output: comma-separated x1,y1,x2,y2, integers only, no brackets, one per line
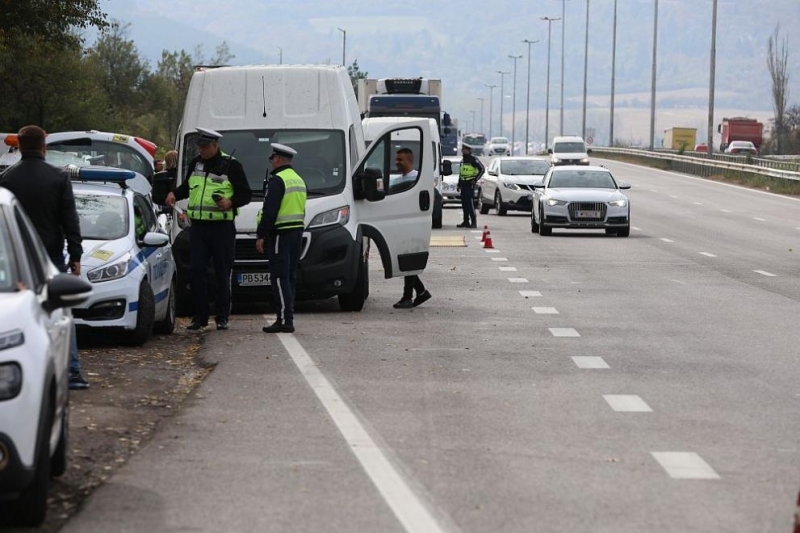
548,135,591,166
68,167,176,345
724,140,758,156
531,165,632,237
440,156,479,206
0,188,92,526
478,157,550,215
487,136,511,156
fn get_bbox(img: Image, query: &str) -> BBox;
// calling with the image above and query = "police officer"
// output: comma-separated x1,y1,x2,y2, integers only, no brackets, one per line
457,144,484,228
166,128,252,331
255,143,307,333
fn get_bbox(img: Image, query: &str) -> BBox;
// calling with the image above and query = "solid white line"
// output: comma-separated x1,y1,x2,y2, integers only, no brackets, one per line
532,307,559,314
660,238,675,243
572,356,609,369
719,209,731,213
693,202,703,206
753,217,767,222
491,257,508,262
698,252,717,257
754,270,777,277
603,395,653,412
499,266,518,272
549,328,580,337
277,334,448,533
508,278,529,283
651,452,720,480
519,291,543,297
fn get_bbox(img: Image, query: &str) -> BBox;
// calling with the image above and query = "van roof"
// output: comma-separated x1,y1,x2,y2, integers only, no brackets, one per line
553,136,585,142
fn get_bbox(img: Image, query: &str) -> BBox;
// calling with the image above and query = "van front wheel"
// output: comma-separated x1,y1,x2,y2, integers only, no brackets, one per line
338,255,368,312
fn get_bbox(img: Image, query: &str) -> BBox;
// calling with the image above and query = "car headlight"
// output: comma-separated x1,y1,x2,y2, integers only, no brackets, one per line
551,157,560,163
0,330,24,352
0,362,22,401
547,198,568,206
87,255,130,283
503,182,520,190
580,157,590,163
608,199,628,207
308,206,350,229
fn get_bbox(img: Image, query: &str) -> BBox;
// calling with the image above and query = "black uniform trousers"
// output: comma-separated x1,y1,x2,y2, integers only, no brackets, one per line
267,229,303,325
460,181,477,226
189,220,236,325
402,275,426,301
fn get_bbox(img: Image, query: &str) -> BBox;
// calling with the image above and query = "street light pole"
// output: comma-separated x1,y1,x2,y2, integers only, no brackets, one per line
542,17,561,149
523,39,539,155
470,110,476,133
648,0,659,151
477,97,487,135
609,0,617,146
581,0,590,139
276,46,283,65
496,70,510,138
509,54,522,155
337,27,346,67
558,0,568,136
485,84,497,138
707,0,718,156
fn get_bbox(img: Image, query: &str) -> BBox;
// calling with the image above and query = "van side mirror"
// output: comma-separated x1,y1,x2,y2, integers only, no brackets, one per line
547,148,553,154
587,148,593,154
443,127,451,136
442,160,452,176
354,167,386,202
443,113,452,126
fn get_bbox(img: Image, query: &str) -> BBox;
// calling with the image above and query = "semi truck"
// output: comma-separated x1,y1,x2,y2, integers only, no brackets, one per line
718,117,764,152
357,78,452,138
662,127,697,151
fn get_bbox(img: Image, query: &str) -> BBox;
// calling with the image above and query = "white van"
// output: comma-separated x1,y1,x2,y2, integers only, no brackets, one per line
171,65,435,312
548,135,591,166
361,116,445,229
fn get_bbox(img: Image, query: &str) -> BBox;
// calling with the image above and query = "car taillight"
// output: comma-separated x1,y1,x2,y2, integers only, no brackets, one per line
134,137,157,157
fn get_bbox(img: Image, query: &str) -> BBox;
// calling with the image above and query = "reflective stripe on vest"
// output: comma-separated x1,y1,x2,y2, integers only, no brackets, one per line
460,161,479,180
186,156,236,221
274,168,307,230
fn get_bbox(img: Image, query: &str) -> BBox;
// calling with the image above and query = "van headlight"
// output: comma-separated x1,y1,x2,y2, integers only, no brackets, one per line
0,363,22,401
580,158,590,164
87,255,130,283
608,199,628,207
308,206,350,229
551,157,561,163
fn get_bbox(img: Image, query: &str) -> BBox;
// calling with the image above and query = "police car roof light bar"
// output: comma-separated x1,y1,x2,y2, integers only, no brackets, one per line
64,166,136,188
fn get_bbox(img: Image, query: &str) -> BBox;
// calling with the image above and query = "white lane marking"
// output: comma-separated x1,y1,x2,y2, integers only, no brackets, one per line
484,249,501,253
632,226,642,231
603,395,653,412
549,328,580,337
719,209,731,213
277,334,448,533
753,217,767,222
660,238,675,243
474,236,482,240
471,230,482,233
519,291,543,297
650,189,659,193
572,356,610,369
671,279,687,285
651,452,720,480
693,202,703,206
508,278,529,283
499,266,518,272
532,307,559,314
754,270,777,277
670,195,678,199
698,252,717,257
491,257,508,262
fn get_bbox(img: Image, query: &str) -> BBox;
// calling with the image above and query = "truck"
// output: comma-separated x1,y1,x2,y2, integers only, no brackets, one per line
662,127,697,151
718,117,764,152
461,133,487,156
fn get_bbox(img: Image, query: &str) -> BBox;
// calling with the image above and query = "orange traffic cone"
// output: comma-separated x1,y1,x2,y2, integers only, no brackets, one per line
481,225,489,242
483,230,494,249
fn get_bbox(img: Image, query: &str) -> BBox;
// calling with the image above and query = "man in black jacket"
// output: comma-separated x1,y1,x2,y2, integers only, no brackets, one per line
0,125,88,389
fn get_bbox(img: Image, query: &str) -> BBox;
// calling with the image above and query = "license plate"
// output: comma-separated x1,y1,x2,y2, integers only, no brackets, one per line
575,210,601,218
237,272,270,286
443,184,455,191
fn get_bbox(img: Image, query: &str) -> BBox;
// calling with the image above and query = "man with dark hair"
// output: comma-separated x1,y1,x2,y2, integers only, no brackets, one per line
0,125,89,389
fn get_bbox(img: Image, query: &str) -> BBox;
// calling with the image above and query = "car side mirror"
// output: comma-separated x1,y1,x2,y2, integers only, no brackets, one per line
618,182,632,190
44,273,92,313
488,169,497,176
547,148,553,154
443,112,452,126
586,148,593,154
442,160,452,176
354,167,386,202
142,232,170,247
532,183,545,189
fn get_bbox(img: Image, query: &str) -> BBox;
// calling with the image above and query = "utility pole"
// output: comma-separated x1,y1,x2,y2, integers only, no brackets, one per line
558,0,569,135
485,84,497,138
581,0,590,139
523,39,539,155
509,54,522,155
276,46,283,65
542,16,561,149
609,0,617,146
337,28,346,67
496,70,510,138
470,110,476,133
707,0,718,156
648,0,659,151
477,97,487,135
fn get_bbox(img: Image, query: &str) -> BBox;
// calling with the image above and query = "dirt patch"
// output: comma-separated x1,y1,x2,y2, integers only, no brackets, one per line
0,318,212,533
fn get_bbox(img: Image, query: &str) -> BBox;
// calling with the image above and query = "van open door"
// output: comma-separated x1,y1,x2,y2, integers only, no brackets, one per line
353,119,432,279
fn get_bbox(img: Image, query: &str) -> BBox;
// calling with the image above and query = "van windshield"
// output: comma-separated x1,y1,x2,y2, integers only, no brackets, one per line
553,142,586,153
182,130,346,197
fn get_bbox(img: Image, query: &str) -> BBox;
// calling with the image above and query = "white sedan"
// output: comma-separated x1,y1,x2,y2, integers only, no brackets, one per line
478,157,550,215
0,189,92,526
531,165,632,237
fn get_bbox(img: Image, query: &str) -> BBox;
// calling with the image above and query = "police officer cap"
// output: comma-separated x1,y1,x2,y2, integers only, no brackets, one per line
461,144,472,152
196,127,222,145
269,143,297,160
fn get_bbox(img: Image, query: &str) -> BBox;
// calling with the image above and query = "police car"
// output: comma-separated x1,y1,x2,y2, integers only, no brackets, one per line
67,167,176,345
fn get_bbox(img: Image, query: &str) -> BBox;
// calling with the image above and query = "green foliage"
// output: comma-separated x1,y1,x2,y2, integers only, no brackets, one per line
0,0,109,49
347,60,367,93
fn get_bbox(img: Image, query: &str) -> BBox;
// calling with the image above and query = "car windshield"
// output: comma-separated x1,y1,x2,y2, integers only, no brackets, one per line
491,137,509,144
0,221,16,292
501,159,550,176
183,129,346,198
463,135,486,146
549,170,617,189
74,194,129,240
553,142,586,153
47,140,151,177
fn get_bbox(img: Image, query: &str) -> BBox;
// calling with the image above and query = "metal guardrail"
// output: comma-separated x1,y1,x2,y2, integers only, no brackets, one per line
592,147,800,182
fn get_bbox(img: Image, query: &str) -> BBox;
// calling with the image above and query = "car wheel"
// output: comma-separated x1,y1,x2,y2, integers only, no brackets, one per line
478,190,490,214
338,253,368,312
531,211,539,233
50,399,68,478
126,281,155,346
617,225,631,237
154,278,176,334
539,207,552,236
495,191,507,216
15,393,52,527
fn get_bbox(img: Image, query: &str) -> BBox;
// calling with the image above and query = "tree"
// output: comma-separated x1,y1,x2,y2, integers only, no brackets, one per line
767,24,790,154
347,60,368,93
0,0,108,49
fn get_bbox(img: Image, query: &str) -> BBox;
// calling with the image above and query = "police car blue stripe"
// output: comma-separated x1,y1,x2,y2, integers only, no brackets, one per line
126,246,159,275
129,301,138,312
154,288,170,303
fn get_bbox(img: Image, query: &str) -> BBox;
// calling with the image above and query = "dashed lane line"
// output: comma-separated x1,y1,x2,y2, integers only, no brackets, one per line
603,395,653,412
572,356,610,369
499,266,518,272
660,238,675,243
519,291,543,298
753,217,767,222
276,334,450,533
754,270,777,277
651,452,720,480
508,278,529,283
484,249,501,253
532,307,559,314
549,328,580,337
491,257,508,262
698,252,717,257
